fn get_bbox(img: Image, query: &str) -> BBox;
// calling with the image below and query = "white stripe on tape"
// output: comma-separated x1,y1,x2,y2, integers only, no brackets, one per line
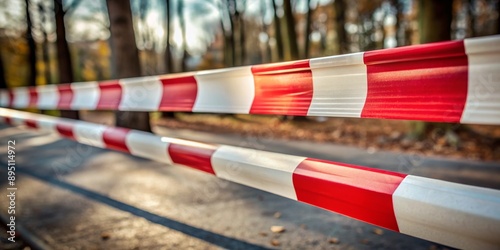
10,117,25,126
73,121,107,148
35,117,58,132
462,36,500,124
71,82,100,110
4,111,30,126
393,175,500,250
12,88,29,108
211,145,306,200
0,90,9,107
308,52,368,117
36,85,60,109
193,66,255,113
119,76,163,111
126,131,172,164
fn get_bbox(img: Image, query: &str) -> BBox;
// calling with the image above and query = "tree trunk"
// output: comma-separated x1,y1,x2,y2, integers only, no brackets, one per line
54,0,79,119
283,0,302,121
162,0,175,118
106,0,151,132
227,0,246,66
219,0,233,67
178,0,188,71
226,0,237,66
334,0,347,53
0,49,6,89
467,0,476,37
391,0,402,47
164,0,172,73
221,18,233,67
25,0,36,87
419,0,453,43
239,12,246,65
282,0,299,60
498,0,500,34
260,0,272,63
412,0,454,139
271,0,284,61
39,3,51,85
304,0,312,58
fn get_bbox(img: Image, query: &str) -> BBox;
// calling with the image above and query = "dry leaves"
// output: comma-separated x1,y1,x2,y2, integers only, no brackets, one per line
328,237,340,244
270,226,286,233
373,228,384,235
100,232,111,240
270,239,281,246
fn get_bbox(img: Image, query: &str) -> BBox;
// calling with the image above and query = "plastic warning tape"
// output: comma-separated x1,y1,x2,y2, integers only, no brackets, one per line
1,107,499,249
1,35,500,124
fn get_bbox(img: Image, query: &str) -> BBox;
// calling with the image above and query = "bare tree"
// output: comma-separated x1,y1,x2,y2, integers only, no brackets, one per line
238,2,246,65
162,0,175,119
178,0,188,71
334,0,348,53
304,0,312,58
220,0,236,66
259,0,272,63
0,49,6,89
419,0,453,43
165,0,173,73
106,0,151,132
25,0,36,87
498,0,500,34
38,3,51,85
54,0,79,119
282,0,299,60
412,0,454,138
271,0,284,61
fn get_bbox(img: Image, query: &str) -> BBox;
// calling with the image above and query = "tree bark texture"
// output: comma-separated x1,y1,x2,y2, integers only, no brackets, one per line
107,0,151,132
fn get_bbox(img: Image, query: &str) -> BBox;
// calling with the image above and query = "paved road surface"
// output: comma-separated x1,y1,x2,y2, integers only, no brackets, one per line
0,123,498,249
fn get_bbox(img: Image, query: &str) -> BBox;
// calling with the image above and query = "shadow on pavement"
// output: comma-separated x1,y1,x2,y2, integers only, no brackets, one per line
16,168,273,250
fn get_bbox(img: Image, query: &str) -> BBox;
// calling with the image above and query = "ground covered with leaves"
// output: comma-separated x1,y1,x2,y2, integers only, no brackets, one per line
156,113,500,162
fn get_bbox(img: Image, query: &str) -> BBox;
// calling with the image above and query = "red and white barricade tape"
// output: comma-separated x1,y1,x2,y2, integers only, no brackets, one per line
1,108,499,249
1,35,500,124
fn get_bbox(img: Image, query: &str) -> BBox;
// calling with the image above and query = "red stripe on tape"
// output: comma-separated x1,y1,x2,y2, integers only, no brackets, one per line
159,75,197,111
56,122,75,139
362,40,468,122
4,117,12,125
168,142,216,174
251,60,313,116
293,158,406,231
57,85,74,109
103,127,130,153
25,119,38,129
28,88,38,107
97,80,122,109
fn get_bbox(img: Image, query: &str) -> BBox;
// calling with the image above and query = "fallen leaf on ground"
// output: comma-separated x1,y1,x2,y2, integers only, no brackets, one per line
360,239,370,245
270,225,286,233
328,237,340,244
373,228,384,235
100,232,111,240
273,212,281,218
271,239,281,246
259,232,268,237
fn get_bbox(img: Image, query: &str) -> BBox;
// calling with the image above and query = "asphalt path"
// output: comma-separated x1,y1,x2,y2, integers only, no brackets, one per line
0,123,498,249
